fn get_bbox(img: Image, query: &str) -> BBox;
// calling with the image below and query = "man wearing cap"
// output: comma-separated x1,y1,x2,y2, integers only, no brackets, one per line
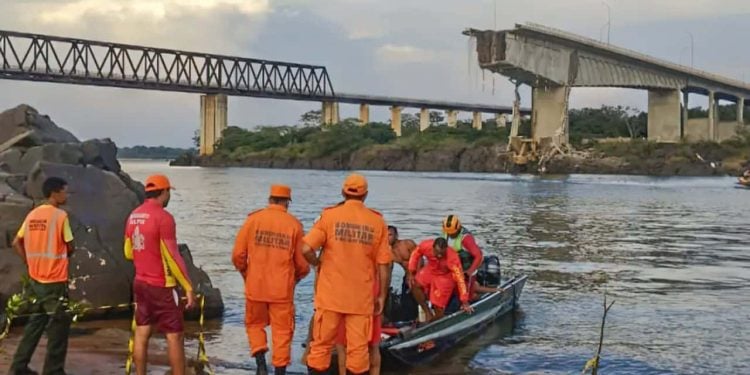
302,173,392,375
124,174,196,375
232,184,310,375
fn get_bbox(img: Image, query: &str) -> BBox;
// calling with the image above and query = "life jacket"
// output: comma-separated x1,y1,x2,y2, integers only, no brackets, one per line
444,227,475,271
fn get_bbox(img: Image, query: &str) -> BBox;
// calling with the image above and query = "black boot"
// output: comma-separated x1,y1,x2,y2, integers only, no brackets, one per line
307,366,330,375
274,367,286,375
346,370,368,375
254,351,268,375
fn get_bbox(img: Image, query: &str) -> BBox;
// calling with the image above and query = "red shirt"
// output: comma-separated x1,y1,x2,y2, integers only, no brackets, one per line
124,199,193,292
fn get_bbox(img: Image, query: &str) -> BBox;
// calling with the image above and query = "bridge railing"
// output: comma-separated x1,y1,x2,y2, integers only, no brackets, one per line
0,30,335,100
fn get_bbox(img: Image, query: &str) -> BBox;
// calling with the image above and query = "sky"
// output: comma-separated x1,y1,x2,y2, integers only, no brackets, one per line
1,0,749,147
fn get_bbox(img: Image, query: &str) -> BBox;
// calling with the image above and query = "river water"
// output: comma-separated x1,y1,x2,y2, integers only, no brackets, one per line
120,160,750,375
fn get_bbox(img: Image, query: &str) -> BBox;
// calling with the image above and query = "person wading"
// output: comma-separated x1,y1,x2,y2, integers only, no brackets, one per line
232,184,310,375
302,173,392,375
124,174,196,375
9,177,75,375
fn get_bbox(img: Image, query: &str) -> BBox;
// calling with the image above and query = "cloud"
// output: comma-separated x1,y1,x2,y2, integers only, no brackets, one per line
36,0,270,23
376,44,436,64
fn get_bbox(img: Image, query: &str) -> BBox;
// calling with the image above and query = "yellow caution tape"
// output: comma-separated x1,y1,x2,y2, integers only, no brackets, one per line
2,290,213,374
125,303,137,375
195,294,214,375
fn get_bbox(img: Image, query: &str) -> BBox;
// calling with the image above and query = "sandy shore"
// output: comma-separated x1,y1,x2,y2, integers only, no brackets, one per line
0,320,202,374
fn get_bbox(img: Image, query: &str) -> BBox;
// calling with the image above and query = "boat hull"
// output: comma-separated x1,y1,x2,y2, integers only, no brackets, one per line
381,274,527,367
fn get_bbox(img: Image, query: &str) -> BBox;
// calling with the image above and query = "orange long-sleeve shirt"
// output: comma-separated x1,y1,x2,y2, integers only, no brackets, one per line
408,239,469,303
232,204,310,303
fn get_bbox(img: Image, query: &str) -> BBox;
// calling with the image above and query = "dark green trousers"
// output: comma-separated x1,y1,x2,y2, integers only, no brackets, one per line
9,280,71,375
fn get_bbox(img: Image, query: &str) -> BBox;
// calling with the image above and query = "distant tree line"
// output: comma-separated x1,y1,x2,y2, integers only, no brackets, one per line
119,145,195,159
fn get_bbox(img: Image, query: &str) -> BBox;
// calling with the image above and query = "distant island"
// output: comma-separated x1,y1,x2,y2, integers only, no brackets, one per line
119,145,195,159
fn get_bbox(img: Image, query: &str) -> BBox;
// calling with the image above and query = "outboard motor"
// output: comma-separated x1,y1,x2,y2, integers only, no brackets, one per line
476,255,501,287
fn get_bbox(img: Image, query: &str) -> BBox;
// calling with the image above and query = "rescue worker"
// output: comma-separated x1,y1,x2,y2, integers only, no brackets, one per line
334,270,381,375
407,238,473,322
232,184,310,375
302,173,392,375
441,215,483,285
9,177,75,375
124,174,196,375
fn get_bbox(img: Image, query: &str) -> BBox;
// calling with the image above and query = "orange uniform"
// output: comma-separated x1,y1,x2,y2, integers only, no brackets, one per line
16,204,74,283
304,174,392,374
232,195,310,368
409,239,469,308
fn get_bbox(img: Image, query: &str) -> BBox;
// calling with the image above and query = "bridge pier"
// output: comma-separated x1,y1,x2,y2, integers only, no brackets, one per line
472,112,482,130
738,98,745,124
708,91,717,141
647,89,681,143
496,113,507,128
199,94,228,156
359,104,370,124
420,108,430,132
446,110,458,127
390,106,402,136
322,101,340,125
531,86,569,144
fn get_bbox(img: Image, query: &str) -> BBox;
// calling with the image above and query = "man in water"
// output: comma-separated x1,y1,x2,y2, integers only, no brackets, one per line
407,238,473,322
388,226,417,272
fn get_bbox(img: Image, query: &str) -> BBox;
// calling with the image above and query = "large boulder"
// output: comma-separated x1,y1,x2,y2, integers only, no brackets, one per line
81,139,121,173
0,105,223,320
0,105,79,148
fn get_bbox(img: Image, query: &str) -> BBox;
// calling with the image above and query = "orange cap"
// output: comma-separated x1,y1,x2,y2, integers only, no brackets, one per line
269,184,292,200
144,174,173,192
342,173,368,196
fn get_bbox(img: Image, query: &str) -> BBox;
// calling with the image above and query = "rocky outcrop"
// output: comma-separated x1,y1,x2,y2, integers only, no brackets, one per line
0,105,223,319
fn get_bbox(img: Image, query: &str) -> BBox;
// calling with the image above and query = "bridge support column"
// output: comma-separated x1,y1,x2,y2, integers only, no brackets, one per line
472,112,482,130
496,113,507,128
738,98,745,125
419,108,430,132
446,110,458,127
199,94,228,156
647,89,681,143
708,91,717,141
682,90,689,139
531,86,569,144
390,106,402,136
322,101,340,125
359,103,370,125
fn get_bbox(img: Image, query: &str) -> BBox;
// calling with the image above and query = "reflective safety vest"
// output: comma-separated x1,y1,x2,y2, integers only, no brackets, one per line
444,228,475,271
17,204,73,283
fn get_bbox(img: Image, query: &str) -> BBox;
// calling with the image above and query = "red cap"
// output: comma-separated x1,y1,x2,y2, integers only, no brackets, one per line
270,184,292,200
144,174,173,192
342,173,368,196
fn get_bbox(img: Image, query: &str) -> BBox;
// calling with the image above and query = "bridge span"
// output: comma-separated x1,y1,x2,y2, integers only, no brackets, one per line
0,29,525,155
466,23,750,159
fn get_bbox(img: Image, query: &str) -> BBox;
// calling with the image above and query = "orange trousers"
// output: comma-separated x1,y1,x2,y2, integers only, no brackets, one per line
245,300,295,367
307,309,372,373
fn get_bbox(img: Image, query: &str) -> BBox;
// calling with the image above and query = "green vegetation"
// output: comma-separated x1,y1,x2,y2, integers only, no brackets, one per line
205,105,750,171
119,145,195,159
212,110,511,161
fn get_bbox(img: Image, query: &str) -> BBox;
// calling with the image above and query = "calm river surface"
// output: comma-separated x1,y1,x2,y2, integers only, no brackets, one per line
121,160,750,375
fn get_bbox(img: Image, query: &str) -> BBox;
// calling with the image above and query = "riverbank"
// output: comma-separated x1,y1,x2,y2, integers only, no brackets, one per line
173,139,746,177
